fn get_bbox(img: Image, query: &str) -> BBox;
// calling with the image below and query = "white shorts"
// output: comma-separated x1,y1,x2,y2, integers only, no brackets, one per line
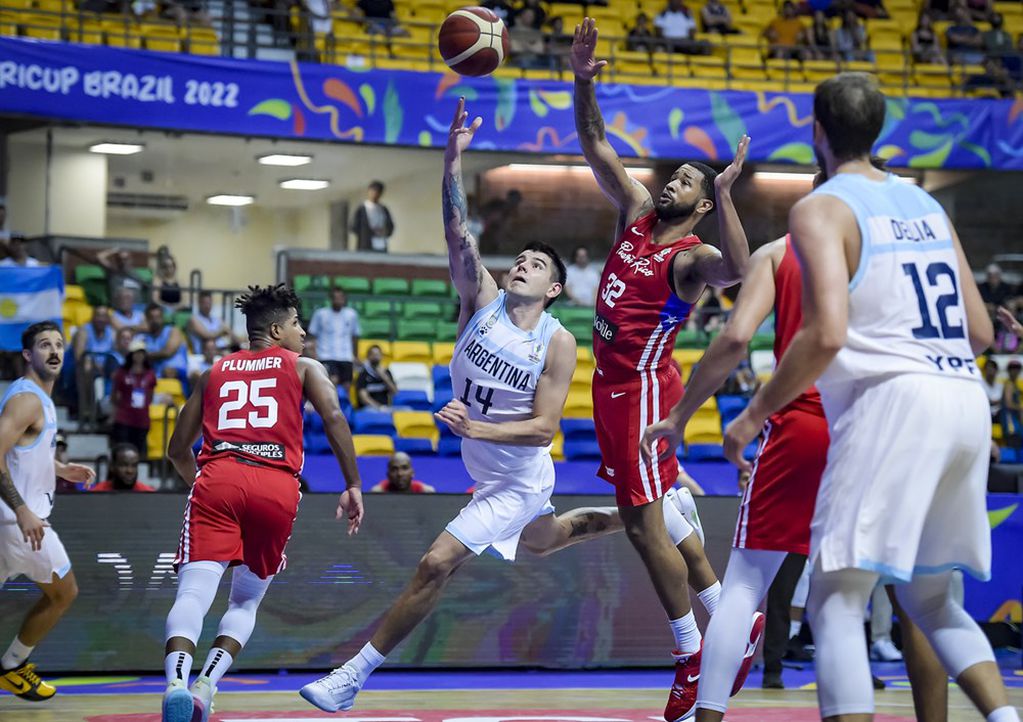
812,374,991,583
446,456,556,562
0,522,72,585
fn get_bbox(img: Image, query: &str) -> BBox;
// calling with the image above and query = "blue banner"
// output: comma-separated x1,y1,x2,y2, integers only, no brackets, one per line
0,265,64,351
2,37,1023,169
964,494,1023,624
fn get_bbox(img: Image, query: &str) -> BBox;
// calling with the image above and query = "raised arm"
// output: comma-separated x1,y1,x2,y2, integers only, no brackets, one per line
571,18,653,222
643,240,781,463
167,371,207,485
689,135,752,288
0,394,47,549
435,330,576,446
301,356,364,535
443,97,500,323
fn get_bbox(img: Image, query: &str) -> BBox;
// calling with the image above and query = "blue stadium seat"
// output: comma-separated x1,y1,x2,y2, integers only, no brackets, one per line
563,439,603,461
432,387,454,412
392,390,432,411
338,393,354,423
560,417,596,441
744,441,760,461
432,364,452,389
1000,447,1019,463
351,409,396,436
686,444,725,461
304,410,325,434
395,437,435,456
437,436,462,456
305,433,332,454
716,395,748,426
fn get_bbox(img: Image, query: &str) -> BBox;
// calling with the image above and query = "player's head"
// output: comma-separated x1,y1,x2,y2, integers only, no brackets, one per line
657,162,717,223
508,241,566,309
144,303,165,332
813,154,887,188
109,443,140,489
813,73,886,173
330,286,347,310
366,344,384,366
236,283,305,352
198,290,214,315
386,452,414,491
21,321,64,381
983,358,999,382
91,305,111,332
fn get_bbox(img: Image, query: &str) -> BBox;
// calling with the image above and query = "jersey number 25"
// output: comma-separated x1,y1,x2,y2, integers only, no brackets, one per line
217,379,279,430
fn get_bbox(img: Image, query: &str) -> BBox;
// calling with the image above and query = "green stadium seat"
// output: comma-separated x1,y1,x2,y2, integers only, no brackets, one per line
172,310,191,330
396,319,436,341
362,300,396,318
410,278,449,297
402,301,445,320
372,277,410,296
565,320,593,346
750,333,775,351
135,267,153,285
335,276,371,294
436,322,459,341
310,275,331,290
360,317,393,338
676,329,705,348
74,264,106,284
557,307,595,324
293,274,312,292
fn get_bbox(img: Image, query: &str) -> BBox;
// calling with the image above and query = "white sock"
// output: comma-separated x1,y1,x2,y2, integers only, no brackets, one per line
696,582,721,617
789,619,801,639
668,611,701,656
1,637,33,670
988,707,1021,722
199,647,234,686
164,651,193,685
347,642,385,682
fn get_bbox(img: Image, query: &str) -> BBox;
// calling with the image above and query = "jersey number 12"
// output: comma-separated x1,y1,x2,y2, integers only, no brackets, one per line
902,262,965,340
218,379,279,430
460,379,495,416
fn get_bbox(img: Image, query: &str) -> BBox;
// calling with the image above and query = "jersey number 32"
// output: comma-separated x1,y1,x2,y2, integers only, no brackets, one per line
217,379,279,430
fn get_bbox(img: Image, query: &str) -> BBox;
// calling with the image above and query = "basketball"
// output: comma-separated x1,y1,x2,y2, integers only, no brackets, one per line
438,6,509,77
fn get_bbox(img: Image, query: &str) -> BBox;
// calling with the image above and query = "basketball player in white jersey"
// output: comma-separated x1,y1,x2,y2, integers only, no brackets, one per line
724,72,1017,722
0,321,96,701
300,98,717,713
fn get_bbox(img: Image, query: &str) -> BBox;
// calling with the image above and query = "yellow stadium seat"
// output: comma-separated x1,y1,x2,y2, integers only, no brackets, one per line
992,422,1003,441
803,59,840,82
391,341,432,363
145,35,182,53
432,342,455,366
563,389,594,419
155,378,186,406
673,349,704,367
765,57,804,82
393,411,439,444
576,345,595,371
570,365,593,393
70,21,105,45
24,24,61,40
353,434,395,456
148,404,178,459
0,14,16,36
913,63,951,88
730,46,768,80
65,284,86,302
186,28,220,55
689,54,728,79
358,339,392,361
551,432,565,462
684,415,723,445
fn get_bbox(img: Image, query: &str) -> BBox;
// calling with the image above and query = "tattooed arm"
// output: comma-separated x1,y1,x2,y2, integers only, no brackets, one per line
443,98,500,330
0,393,48,550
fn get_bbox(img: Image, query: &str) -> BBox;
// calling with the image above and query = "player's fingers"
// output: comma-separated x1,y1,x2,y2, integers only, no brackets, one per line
469,116,483,133
595,60,608,71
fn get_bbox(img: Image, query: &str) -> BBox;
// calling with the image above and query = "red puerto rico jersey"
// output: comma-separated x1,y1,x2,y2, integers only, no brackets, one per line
199,346,305,476
593,211,702,380
774,235,823,416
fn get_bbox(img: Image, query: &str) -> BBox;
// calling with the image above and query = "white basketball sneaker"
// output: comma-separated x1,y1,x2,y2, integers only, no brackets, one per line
671,486,705,546
300,664,362,712
162,678,193,722
189,675,216,722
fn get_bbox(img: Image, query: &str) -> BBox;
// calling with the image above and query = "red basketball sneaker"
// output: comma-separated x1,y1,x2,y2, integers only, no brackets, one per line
731,612,766,697
664,642,703,722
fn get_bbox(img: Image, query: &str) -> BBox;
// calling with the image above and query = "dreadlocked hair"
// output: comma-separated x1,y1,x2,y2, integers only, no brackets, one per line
235,284,301,337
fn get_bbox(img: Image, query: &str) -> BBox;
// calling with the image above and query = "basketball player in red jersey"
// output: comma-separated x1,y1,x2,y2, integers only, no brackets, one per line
159,284,364,722
643,161,949,722
572,18,754,722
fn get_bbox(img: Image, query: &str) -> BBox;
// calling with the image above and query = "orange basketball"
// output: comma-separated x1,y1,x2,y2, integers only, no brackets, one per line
438,7,510,77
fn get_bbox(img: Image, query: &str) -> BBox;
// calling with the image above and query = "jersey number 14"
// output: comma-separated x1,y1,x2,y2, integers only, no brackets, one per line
902,261,965,340
460,378,495,416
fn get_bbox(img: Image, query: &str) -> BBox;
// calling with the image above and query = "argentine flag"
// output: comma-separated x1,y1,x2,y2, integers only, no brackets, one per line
0,266,64,351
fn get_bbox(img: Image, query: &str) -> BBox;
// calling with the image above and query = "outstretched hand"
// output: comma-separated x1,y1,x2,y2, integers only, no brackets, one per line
446,96,483,159
570,17,608,80
997,306,1022,339
715,134,750,193
336,487,364,536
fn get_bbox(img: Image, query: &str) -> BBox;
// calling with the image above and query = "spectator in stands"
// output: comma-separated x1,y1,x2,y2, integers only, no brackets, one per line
52,431,78,495
370,452,436,493
0,235,42,267
946,5,984,64
91,443,156,492
465,193,485,239
514,0,546,29
151,251,185,314
546,16,574,70
111,287,146,335
1002,359,1022,444
853,0,889,20
110,340,156,458
701,0,739,34
187,290,232,352
627,12,661,52
983,358,1003,422
979,263,1015,312
308,287,360,390
355,0,408,37
964,56,1016,95
912,12,947,64
188,337,222,390
73,305,116,432
138,303,189,379
510,7,549,68
656,0,702,53
160,0,212,26
924,0,953,19
482,0,514,25
98,247,146,308
302,0,333,35
983,14,1014,57
967,0,994,22
355,344,397,409
111,327,135,368
834,10,874,60
351,180,395,252
564,245,601,306
480,189,522,252
806,11,837,59
765,1,808,59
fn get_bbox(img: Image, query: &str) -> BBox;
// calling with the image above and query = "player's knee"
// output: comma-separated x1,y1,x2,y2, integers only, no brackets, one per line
51,577,78,609
417,548,457,582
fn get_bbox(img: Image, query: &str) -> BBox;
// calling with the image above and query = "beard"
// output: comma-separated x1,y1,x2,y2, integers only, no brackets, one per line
655,198,697,222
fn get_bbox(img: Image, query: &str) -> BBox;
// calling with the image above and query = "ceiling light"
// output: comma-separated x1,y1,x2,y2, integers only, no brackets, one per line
206,194,254,207
753,171,816,182
89,142,144,155
279,179,330,190
258,154,312,166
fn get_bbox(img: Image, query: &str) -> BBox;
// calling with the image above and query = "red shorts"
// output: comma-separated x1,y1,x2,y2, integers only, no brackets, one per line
734,406,829,555
593,365,682,507
174,456,301,579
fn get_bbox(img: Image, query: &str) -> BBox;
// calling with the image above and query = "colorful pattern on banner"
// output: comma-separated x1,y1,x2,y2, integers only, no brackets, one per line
3,37,1023,169
0,265,64,351
965,494,1023,624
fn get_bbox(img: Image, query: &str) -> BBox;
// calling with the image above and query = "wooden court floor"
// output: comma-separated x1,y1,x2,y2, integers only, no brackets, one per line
2,684,1022,721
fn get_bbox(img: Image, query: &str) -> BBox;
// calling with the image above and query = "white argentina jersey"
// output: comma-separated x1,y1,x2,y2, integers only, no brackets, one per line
450,291,563,488
813,173,978,402
0,378,58,523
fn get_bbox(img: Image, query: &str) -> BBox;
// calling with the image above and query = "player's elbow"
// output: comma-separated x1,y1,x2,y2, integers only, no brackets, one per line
167,434,191,461
718,327,752,356
533,419,557,447
813,325,846,356
970,323,995,355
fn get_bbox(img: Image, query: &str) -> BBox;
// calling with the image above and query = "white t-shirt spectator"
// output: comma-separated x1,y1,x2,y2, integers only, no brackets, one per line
565,263,602,305
0,256,40,267
983,376,1003,416
309,306,360,362
656,8,697,38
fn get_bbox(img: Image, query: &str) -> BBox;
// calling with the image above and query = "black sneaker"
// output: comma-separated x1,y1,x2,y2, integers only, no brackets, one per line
762,670,784,689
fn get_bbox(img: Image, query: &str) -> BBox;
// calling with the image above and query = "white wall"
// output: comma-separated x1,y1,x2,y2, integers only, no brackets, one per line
341,166,445,254
7,141,107,237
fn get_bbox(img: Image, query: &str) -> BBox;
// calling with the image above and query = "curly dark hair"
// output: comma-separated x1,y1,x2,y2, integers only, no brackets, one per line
235,284,301,338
